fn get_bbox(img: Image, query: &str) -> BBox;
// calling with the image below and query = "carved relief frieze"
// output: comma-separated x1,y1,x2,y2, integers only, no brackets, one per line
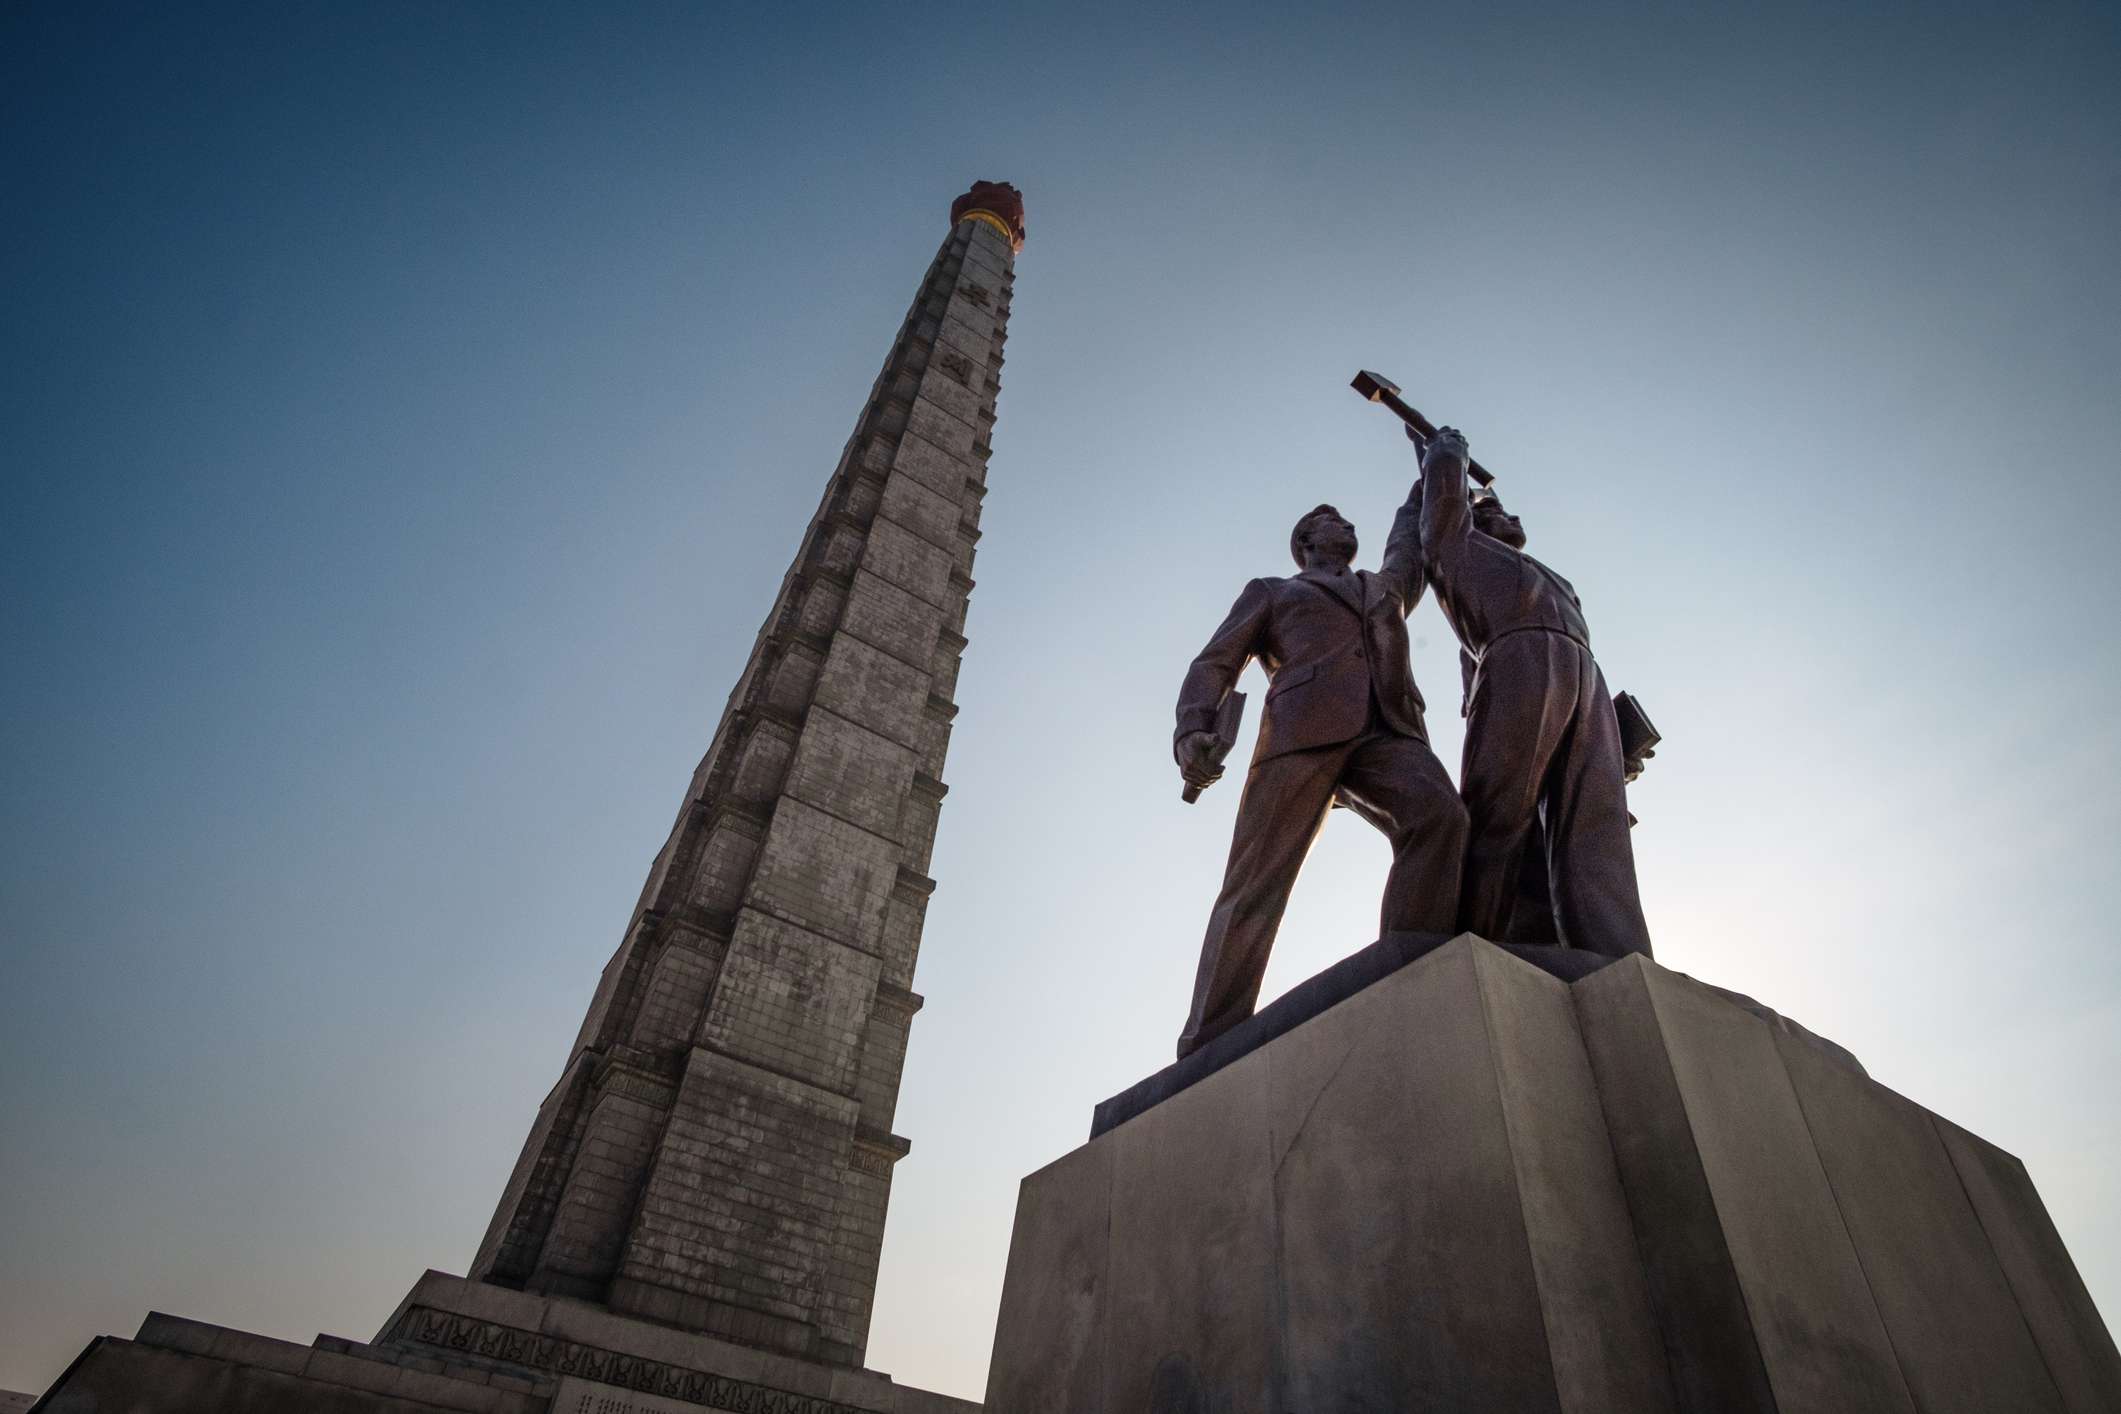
395,1308,879,1414
596,1062,678,1110
847,1127,909,1177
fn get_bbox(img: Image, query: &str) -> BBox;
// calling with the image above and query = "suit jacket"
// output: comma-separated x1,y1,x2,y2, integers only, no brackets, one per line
1176,488,1431,764
1419,442,1591,661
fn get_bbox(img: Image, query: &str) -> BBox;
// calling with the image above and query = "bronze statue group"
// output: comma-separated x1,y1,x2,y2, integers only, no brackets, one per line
1173,426,1651,1058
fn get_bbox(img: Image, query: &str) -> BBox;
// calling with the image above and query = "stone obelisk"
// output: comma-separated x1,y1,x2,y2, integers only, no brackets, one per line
26,184,1014,1413
470,181,1024,1369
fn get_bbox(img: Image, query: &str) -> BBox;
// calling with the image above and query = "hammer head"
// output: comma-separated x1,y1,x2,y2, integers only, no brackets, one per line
1351,369,1400,403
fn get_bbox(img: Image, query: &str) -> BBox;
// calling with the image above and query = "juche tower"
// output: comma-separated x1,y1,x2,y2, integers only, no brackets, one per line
25,183,1021,1413
470,181,1024,1369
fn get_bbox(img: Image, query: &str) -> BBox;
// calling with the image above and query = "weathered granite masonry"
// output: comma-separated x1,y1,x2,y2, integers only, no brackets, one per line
30,1274,981,1414
469,186,1023,1369
27,184,1017,1414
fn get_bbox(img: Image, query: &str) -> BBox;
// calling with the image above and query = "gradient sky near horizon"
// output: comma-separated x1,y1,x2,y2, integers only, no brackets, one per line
5,1,2119,1399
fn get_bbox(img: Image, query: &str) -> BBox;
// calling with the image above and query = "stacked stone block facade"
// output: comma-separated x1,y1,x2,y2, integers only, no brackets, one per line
469,197,1018,1370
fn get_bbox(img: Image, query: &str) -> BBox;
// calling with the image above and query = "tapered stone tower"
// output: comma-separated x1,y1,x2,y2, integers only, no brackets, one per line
27,185,1014,1414
470,181,1024,1368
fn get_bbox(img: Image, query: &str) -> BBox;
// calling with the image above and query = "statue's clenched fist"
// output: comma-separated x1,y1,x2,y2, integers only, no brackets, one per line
1420,425,1469,469
1175,730,1225,792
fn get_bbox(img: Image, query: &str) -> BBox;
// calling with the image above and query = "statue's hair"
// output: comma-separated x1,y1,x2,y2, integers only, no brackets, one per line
1289,503,1345,568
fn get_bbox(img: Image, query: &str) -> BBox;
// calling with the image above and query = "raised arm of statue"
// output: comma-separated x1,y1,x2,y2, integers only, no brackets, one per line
1175,577,1271,749
1374,473,1428,618
1417,426,1474,574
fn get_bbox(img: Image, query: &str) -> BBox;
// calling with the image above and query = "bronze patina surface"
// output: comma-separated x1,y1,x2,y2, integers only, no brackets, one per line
1173,461,1467,1058
1419,425,1652,958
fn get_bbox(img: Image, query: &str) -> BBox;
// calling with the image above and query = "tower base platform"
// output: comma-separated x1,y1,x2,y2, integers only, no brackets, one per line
32,1271,978,1414
984,935,2121,1413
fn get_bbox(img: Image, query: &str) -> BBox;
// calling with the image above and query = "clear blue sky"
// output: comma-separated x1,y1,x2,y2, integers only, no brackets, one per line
4,1,2117,1399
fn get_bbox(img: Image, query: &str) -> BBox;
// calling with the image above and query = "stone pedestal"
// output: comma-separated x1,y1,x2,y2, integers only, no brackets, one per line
33,1271,980,1414
984,936,2121,1413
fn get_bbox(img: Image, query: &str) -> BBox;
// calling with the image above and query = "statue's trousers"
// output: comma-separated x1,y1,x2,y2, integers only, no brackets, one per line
1179,723,1465,1057
1459,629,1652,959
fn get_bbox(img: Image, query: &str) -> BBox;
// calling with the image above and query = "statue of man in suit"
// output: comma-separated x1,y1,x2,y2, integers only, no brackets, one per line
1172,475,1469,1058
1417,426,1652,959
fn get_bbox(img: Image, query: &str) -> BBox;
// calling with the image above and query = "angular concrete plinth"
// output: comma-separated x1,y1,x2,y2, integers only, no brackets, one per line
984,937,2121,1414
34,1271,978,1414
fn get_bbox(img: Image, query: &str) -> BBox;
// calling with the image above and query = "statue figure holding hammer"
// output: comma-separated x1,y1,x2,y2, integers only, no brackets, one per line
1415,424,1654,959
1352,371,1654,956
1171,461,1469,1059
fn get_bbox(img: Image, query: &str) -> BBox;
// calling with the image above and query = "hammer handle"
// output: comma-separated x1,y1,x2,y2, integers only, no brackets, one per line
1377,390,1495,487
